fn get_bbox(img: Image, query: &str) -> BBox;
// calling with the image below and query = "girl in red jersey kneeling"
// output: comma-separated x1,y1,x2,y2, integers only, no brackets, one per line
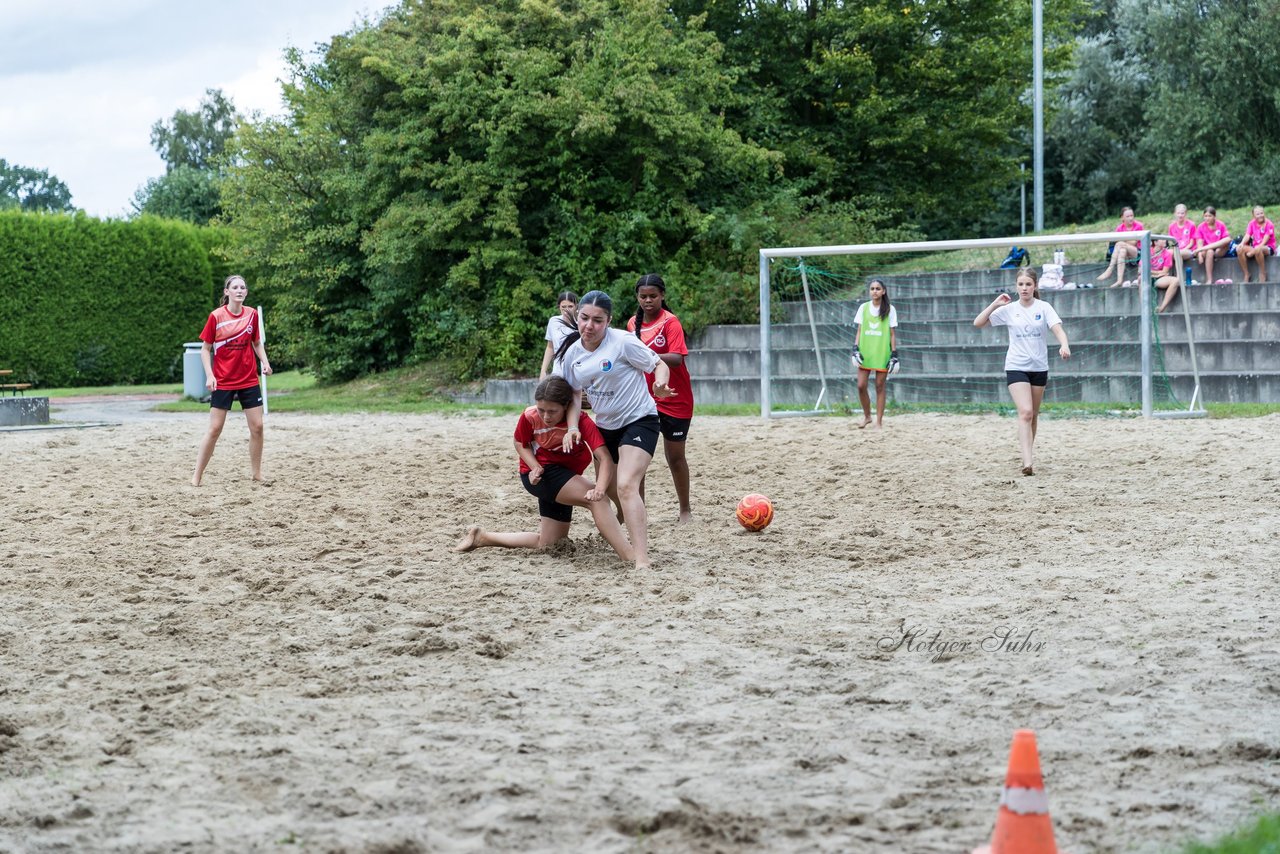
455,376,634,562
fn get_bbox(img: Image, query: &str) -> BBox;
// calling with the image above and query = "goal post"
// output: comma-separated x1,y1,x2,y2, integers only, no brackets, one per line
758,231,1207,420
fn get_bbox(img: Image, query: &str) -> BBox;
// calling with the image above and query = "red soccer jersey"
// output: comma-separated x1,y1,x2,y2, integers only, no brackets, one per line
199,306,260,390
514,409,605,475
627,309,694,419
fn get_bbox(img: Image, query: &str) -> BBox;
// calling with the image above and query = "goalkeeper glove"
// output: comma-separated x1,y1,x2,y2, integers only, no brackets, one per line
851,347,863,368
887,350,900,375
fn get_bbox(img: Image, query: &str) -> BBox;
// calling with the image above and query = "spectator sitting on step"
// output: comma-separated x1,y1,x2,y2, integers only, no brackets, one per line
1195,206,1233,284
1097,207,1144,288
1235,205,1276,284
1150,238,1182,313
1166,203,1197,278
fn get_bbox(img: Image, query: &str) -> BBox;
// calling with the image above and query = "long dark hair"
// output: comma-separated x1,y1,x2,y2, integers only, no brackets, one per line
867,279,890,324
555,290,579,330
633,273,669,339
533,375,574,408
554,290,613,363
220,274,246,307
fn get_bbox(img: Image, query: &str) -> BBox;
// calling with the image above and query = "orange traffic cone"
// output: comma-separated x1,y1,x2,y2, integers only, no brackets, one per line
972,729,1063,854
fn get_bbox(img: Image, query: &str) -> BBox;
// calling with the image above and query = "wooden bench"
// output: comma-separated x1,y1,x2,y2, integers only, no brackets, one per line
0,370,32,395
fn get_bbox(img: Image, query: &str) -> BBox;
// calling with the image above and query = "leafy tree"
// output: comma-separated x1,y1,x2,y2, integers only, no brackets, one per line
671,0,1089,237
133,89,241,223
224,0,800,381
150,88,240,172
1043,0,1280,224
0,159,75,212
1043,33,1150,224
1135,0,1280,208
130,164,223,223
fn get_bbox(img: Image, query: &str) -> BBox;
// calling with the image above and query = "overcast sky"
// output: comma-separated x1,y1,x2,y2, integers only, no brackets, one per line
1,0,390,218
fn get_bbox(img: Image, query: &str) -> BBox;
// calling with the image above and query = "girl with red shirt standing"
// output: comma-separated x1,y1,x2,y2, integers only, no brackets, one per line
626,274,695,523
454,376,633,562
191,275,273,486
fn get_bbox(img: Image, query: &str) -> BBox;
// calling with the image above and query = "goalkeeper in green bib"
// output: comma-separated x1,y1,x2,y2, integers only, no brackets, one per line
851,279,899,430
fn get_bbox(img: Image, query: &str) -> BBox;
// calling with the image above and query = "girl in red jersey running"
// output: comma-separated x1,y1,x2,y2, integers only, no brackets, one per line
191,275,273,486
454,376,634,561
626,274,694,523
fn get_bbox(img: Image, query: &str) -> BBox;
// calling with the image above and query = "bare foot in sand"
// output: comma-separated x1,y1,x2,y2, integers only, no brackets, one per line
1022,466,1034,476
455,526,482,552
858,417,872,430
678,510,694,524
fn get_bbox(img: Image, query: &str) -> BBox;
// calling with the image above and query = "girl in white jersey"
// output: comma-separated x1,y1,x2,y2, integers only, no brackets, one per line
555,290,675,570
539,290,578,379
974,268,1071,476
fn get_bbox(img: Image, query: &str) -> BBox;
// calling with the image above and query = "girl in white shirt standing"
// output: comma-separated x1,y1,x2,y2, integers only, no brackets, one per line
555,290,675,569
974,268,1071,476
539,290,578,379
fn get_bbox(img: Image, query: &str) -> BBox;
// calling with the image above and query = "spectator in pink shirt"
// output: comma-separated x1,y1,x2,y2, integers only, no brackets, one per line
1149,238,1181,313
1236,205,1275,283
1195,206,1233,284
1097,207,1144,288
1166,203,1197,279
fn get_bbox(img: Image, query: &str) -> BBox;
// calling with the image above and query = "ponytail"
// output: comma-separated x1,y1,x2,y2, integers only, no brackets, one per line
868,279,890,324
554,289,614,363
556,290,579,330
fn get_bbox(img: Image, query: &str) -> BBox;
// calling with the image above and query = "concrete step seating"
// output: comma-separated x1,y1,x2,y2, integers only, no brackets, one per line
480,263,1280,406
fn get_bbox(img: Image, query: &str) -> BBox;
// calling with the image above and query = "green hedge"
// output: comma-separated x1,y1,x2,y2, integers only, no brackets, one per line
0,211,214,387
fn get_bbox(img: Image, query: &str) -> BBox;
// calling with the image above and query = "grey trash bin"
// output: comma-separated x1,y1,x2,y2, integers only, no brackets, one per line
183,342,207,400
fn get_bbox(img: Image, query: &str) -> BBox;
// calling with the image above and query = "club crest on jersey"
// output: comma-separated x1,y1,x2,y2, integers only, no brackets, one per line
600,359,613,372
653,334,666,347
1034,313,1042,321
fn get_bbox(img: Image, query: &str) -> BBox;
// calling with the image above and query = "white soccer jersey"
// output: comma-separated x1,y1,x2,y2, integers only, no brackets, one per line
989,299,1063,371
545,315,576,376
562,328,660,430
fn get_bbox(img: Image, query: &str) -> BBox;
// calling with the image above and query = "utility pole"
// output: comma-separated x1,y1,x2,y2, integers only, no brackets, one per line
1033,0,1044,233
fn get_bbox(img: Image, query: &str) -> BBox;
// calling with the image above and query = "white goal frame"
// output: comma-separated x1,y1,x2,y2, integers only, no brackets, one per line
758,231,1207,420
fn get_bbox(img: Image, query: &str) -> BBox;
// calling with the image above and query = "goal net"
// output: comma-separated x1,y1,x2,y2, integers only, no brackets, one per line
757,232,1208,419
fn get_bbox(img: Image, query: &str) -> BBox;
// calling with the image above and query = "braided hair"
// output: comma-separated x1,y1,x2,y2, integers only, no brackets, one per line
633,273,668,339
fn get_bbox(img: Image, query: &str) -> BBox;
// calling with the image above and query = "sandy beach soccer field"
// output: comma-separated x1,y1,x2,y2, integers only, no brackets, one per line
2,408,1278,852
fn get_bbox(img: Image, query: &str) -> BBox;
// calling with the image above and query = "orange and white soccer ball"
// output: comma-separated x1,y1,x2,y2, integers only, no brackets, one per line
736,493,774,532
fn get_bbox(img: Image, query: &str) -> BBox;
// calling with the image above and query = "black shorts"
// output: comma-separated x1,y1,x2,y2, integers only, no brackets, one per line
1006,370,1049,388
598,414,660,462
211,385,263,410
658,412,691,442
521,466,578,523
